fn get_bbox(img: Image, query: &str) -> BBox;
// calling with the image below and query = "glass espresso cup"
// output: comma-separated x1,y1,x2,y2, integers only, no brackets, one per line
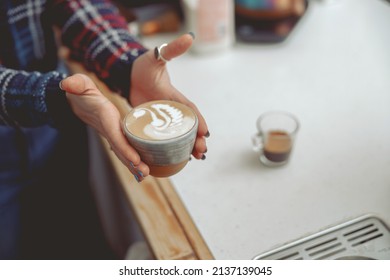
122,100,198,177
252,111,299,167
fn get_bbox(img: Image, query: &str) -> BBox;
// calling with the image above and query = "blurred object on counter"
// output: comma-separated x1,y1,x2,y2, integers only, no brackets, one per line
182,0,235,54
235,0,308,43
115,0,181,7
113,0,182,36
140,10,181,35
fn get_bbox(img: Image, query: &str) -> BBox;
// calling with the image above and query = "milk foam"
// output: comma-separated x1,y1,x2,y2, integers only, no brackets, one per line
127,102,196,140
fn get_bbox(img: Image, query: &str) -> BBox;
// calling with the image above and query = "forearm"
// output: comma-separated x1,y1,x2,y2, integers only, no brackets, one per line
49,0,148,97
0,66,70,127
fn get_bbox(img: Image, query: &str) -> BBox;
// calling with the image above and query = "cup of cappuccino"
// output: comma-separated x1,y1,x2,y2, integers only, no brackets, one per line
252,111,299,167
122,100,198,177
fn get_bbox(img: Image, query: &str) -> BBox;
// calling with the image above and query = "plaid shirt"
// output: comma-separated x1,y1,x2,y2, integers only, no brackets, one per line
0,0,147,127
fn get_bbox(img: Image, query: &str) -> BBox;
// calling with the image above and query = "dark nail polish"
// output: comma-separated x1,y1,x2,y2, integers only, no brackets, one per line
204,148,208,153
188,32,195,40
205,131,210,138
154,47,159,59
130,162,143,180
189,157,192,161
133,174,140,183
59,80,64,91
201,154,206,160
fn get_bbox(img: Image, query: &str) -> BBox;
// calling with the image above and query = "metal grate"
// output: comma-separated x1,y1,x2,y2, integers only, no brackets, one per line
254,215,390,260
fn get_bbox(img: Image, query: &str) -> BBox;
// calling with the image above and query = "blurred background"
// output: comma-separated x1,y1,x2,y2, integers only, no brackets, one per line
113,0,308,43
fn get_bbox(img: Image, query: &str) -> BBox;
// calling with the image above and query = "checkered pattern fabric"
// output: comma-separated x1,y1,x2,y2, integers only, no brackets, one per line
0,0,147,127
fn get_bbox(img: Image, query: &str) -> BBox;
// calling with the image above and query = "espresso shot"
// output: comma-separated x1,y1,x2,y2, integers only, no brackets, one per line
263,130,292,163
253,111,299,167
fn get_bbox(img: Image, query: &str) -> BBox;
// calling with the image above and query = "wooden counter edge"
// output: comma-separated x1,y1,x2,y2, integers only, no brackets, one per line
157,178,214,260
65,60,214,260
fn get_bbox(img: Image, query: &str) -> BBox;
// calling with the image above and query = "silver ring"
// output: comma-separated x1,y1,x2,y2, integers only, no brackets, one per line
154,43,170,63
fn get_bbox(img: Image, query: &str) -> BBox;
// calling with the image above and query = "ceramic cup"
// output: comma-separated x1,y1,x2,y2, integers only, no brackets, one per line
123,100,198,177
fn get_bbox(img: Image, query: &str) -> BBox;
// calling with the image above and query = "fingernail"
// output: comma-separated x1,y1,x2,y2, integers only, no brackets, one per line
154,46,159,60
188,32,195,40
189,157,192,161
133,174,140,183
201,154,206,160
137,170,144,179
59,80,64,91
205,131,210,138
130,162,143,180
204,148,208,153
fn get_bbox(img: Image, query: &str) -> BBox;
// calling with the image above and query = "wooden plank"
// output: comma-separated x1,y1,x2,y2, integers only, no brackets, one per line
64,58,213,259
157,178,214,260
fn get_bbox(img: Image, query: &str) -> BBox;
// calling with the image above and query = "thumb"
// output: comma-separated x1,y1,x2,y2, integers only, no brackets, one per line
159,33,194,61
60,74,96,95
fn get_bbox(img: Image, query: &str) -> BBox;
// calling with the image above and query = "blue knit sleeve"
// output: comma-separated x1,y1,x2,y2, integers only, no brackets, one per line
0,66,73,127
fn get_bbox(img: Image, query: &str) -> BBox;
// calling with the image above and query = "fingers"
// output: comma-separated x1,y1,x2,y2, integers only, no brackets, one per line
61,74,150,182
159,33,209,137
168,85,209,138
158,82,210,160
159,33,194,62
60,74,96,95
293,0,305,16
100,109,150,181
192,136,207,160
109,140,150,182
189,101,209,138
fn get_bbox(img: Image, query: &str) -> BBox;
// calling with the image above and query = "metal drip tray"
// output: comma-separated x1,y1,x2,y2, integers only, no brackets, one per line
254,215,390,260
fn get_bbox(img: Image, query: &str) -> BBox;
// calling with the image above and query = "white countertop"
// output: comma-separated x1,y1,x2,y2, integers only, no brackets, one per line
142,0,390,259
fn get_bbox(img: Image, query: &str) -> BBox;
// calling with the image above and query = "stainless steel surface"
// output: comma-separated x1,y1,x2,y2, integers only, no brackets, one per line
254,215,390,260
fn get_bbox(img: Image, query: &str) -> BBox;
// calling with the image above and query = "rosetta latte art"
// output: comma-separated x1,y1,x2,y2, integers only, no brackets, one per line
133,103,194,140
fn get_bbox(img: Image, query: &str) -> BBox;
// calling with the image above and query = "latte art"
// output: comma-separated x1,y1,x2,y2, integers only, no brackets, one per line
123,100,198,177
125,101,197,141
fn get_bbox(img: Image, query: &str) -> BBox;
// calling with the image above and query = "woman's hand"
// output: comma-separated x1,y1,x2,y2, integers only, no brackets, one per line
129,33,209,160
60,33,209,182
61,74,148,181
